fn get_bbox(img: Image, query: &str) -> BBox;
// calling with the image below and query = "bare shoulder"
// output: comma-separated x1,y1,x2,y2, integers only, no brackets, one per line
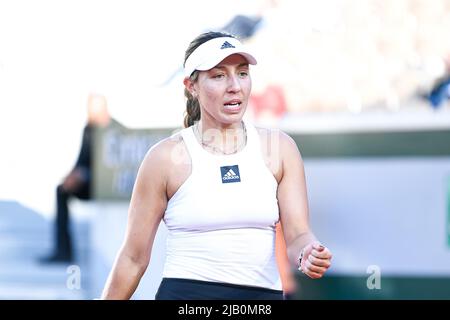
139,131,190,177
254,127,303,183
254,126,291,141
279,130,302,158
254,127,302,159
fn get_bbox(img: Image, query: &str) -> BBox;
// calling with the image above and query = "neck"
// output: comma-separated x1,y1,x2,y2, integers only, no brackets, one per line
200,118,242,131
196,119,247,154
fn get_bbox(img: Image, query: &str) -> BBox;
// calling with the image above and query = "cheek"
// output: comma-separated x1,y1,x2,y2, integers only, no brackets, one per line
242,78,252,97
200,82,223,105
247,79,252,94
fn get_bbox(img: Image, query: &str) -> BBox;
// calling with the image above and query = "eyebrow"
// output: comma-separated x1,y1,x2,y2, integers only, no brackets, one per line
213,62,249,70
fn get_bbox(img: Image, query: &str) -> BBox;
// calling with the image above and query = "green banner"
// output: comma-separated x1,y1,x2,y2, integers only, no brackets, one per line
93,120,174,200
93,122,450,200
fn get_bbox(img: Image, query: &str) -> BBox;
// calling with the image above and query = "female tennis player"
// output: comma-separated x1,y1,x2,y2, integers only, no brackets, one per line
101,31,332,300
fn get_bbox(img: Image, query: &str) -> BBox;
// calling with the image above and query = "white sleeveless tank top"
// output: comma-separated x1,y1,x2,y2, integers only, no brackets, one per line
162,119,282,290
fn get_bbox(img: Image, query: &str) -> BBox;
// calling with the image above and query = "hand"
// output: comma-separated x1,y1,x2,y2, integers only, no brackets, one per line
62,169,84,192
300,241,332,279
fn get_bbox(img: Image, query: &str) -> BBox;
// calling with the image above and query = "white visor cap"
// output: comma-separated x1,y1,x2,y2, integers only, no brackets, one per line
184,37,257,78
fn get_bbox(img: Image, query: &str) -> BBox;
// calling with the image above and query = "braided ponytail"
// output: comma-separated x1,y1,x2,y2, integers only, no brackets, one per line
183,72,201,128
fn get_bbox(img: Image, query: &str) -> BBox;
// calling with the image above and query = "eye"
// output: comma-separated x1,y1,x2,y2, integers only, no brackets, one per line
239,71,249,78
213,73,225,79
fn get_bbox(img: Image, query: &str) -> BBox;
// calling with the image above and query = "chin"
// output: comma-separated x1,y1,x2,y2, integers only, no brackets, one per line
219,114,245,125
220,106,246,120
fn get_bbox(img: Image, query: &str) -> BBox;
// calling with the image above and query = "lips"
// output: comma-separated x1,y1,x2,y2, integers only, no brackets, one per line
223,99,242,112
224,99,242,105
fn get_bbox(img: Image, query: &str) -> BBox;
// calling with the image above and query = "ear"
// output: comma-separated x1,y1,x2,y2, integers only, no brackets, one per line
183,77,197,98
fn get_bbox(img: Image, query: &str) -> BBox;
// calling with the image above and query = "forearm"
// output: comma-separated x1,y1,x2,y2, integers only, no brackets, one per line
286,231,317,268
101,251,148,300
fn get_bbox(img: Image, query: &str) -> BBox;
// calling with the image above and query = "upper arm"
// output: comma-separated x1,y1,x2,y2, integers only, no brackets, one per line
120,141,169,265
277,131,311,246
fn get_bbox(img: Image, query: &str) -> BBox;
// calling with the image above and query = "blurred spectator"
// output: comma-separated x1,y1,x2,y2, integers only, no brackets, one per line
221,14,262,40
249,84,287,124
428,54,450,109
159,2,271,87
40,93,111,263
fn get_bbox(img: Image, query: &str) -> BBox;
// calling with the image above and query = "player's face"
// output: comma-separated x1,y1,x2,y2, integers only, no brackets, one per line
194,54,252,126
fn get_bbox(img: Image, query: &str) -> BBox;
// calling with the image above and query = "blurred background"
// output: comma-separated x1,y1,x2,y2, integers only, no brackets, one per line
1,0,450,299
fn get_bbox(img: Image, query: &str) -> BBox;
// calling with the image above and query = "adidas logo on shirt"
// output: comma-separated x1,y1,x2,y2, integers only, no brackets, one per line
220,41,235,49
220,165,241,183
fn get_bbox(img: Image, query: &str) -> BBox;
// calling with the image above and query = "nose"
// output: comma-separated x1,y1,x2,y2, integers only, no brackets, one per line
227,74,241,93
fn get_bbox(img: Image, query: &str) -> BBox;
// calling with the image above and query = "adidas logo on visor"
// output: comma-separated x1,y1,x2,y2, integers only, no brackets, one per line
220,41,236,49
183,37,256,78
220,165,241,183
